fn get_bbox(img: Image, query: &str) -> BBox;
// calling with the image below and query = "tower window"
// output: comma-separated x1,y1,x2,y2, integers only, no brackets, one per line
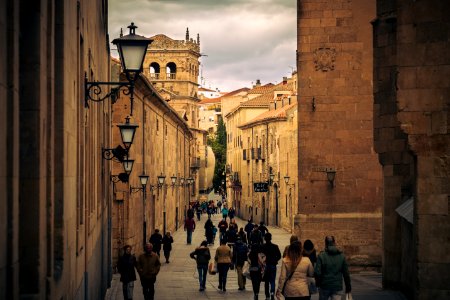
150,62,160,79
166,62,177,79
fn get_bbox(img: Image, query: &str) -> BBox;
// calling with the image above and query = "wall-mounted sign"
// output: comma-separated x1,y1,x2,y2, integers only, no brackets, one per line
253,182,269,192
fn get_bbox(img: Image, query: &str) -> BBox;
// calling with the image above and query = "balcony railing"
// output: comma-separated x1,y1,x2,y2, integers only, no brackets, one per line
166,73,176,80
150,73,160,79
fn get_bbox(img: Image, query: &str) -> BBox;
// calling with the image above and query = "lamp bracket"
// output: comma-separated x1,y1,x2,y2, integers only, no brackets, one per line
130,186,144,194
85,73,136,115
111,173,129,183
102,145,128,162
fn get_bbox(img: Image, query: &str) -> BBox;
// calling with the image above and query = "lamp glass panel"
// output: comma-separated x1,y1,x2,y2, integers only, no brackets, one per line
158,174,166,185
270,173,275,180
284,176,290,184
139,175,149,186
119,125,137,147
180,178,185,184
123,159,134,173
171,176,177,185
119,43,148,72
326,171,336,182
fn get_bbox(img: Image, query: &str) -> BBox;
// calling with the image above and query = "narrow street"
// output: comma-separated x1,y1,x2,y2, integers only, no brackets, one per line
105,211,406,300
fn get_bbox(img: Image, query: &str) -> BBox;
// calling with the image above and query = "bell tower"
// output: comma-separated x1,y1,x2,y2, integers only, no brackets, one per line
142,28,201,128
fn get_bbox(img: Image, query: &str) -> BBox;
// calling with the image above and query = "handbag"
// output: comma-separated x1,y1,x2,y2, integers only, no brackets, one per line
242,260,251,279
208,261,217,275
308,277,318,294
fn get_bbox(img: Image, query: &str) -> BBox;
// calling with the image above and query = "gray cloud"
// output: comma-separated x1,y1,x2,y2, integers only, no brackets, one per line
109,0,296,91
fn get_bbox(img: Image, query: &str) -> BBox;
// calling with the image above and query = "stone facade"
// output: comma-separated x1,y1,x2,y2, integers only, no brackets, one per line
373,1,450,298
296,0,383,267
110,71,192,262
225,76,297,232
141,29,213,196
0,0,112,299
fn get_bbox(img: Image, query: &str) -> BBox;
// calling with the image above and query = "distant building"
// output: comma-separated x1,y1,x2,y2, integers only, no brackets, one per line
142,28,214,196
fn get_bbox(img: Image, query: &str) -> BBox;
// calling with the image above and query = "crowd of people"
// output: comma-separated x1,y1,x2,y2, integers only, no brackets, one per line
116,200,351,300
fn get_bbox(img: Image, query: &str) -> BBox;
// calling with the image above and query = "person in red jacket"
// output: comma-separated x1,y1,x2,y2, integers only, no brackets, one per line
184,217,196,244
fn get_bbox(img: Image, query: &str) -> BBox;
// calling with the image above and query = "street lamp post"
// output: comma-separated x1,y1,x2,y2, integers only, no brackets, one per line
130,174,149,247
157,173,166,233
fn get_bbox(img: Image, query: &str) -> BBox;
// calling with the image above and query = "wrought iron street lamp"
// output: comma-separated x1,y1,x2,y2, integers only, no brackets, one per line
85,22,152,115
102,116,139,162
110,158,135,183
170,175,177,186
157,173,166,188
284,176,290,185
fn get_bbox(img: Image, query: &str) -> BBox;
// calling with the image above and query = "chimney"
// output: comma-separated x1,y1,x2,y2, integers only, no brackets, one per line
255,79,261,87
283,77,288,84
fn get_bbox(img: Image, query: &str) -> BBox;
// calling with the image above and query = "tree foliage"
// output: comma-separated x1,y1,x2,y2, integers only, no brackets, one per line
207,118,227,192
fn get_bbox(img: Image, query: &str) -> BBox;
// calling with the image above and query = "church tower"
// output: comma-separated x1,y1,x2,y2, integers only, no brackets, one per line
142,28,201,129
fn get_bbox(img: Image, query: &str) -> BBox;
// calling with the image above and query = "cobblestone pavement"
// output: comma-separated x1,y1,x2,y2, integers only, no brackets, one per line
105,212,406,300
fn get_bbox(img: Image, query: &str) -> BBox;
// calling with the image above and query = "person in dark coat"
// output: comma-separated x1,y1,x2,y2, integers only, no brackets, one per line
190,240,211,291
244,219,255,241
261,233,281,300
302,239,317,266
238,227,248,244
184,217,196,244
204,216,214,244
250,224,263,246
162,231,174,263
314,236,351,300
258,221,269,241
117,245,137,300
149,229,163,257
248,243,264,300
233,237,249,290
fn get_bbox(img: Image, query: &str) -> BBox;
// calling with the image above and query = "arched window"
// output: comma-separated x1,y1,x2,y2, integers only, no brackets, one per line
150,62,160,79
166,62,177,79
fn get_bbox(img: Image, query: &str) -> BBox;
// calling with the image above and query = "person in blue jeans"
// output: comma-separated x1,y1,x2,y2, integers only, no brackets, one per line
261,232,281,300
190,240,211,291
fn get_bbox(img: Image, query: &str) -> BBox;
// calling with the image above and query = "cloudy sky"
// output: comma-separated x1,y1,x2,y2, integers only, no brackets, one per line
109,0,296,92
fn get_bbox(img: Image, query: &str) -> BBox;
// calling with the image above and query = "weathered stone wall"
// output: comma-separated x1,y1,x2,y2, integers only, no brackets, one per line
296,0,383,267
374,0,450,298
1,0,112,299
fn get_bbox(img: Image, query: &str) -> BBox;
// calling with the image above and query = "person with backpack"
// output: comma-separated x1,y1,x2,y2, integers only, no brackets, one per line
250,224,263,246
261,233,282,300
244,219,255,241
190,240,211,292
233,237,249,291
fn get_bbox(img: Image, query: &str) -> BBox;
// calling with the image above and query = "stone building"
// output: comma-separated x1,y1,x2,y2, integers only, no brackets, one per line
1,0,112,299
110,69,193,262
373,0,450,298
141,28,213,199
238,85,298,231
199,97,222,134
224,76,297,229
296,0,383,267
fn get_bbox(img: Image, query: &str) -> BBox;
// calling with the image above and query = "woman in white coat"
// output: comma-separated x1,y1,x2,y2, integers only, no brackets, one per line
276,241,314,300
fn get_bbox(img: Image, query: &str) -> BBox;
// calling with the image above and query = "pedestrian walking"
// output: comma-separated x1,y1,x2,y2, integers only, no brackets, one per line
136,243,161,300
238,227,248,244
248,243,265,300
212,225,218,244
258,221,269,241
187,205,195,219
190,240,211,291
214,239,232,292
276,241,314,300
283,235,299,258
218,218,228,242
233,237,249,291
204,216,214,244
244,219,255,241
149,229,163,257
228,207,235,220
162,231,173,263
302,239,317,266
217,200,222,213
249,224,263,246
196,206,202,221
117,245,137,300
221,206,229,219
184,217,196,244
314,236,351,300
261,232,282,300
